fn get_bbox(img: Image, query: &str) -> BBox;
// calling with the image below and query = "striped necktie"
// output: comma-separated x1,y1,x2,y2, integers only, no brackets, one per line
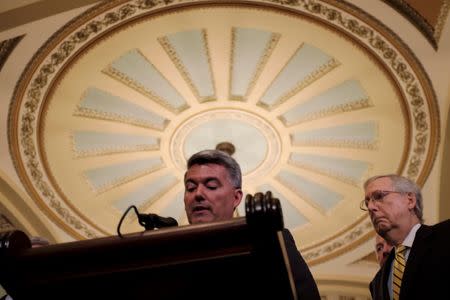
392,245,407,300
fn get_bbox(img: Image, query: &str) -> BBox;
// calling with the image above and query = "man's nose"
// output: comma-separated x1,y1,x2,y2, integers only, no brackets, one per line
194,185,206,200
367,199,377,211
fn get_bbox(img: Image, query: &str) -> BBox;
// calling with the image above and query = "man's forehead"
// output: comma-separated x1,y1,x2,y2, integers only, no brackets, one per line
185,163,228,180
366,177,392,191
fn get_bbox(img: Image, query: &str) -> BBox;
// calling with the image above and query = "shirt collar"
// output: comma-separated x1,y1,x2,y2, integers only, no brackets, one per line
401,223,421,248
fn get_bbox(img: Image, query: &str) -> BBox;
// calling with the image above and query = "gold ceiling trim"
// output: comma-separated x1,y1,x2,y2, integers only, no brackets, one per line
7,0,439,259
103,49,190,114
169,108,282,178
306,0,440,185
83,164,166,195
228,27,280,101
279,97,373,126
288,160,373,188
257,42,340,111
73,106,169,130
302,216,374,265
159,29,217,103
0,35,24,71
290,135,378,150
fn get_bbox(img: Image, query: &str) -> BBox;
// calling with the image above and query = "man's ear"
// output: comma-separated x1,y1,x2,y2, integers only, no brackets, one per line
233,189,243,209
406,192,416,210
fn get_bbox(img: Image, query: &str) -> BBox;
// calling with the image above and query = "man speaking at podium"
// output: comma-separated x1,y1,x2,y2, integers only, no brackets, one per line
183,149,321,300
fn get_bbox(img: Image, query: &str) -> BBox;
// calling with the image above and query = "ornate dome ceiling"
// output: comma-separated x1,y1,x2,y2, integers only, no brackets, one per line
7,0,440,266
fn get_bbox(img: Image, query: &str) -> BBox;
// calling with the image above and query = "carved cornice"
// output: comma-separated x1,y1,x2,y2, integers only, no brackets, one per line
0,35,24,71
382,0,450,50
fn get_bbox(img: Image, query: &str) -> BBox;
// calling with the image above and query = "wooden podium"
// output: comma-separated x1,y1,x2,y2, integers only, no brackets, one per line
0,197,297,299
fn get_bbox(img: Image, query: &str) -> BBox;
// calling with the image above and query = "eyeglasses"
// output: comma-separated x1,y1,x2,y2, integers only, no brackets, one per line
360,190,404,211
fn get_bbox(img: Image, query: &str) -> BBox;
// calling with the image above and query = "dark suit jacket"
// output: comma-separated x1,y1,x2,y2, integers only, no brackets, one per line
369,219,450,300
283,229,321,300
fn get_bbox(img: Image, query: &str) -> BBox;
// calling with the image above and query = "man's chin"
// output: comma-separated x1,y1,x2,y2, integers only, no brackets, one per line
190,212,214,224
375,223,391,235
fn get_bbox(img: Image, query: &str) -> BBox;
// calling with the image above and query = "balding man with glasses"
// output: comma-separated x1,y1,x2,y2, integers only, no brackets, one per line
361,174,450,300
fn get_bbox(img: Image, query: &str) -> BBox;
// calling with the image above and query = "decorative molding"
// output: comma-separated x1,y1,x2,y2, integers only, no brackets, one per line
170,108,281,181
229,27,280,101
302,216,374,264
7,0,439,260
159,29,216,103
103,49,189,114
279,98,372,126
263,0,438,185
84,164,165,194
288,159,372,187
71,132,160,158
275,173,328,214
291,137,378,150
74,106,170,130
257,42,340,110
382,0,450,50
0,35,24,71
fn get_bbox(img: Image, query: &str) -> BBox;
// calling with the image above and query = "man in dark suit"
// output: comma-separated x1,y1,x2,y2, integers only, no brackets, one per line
184,149,321,300
361,174,450,300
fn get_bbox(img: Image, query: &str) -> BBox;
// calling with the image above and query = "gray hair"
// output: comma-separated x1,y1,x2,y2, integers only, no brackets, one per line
186,149,242,188
363,174,423,223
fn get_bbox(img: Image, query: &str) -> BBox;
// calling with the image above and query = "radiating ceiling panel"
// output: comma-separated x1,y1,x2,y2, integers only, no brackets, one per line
230,27,279,101
159,29,215,102
291,121,378,149
279,80,371,126
84,157,164,193
74,87,169,130
258,183,309,229
276,170,342,212
113,174,179,212
72,131,159,157
258,43,339,110
288,153,371,186
104,49,188,113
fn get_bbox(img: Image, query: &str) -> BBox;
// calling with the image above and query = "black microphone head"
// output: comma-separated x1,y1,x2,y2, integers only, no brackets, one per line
138,213,178,230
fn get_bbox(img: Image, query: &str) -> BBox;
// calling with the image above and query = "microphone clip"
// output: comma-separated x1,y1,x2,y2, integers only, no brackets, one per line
138,213,178,230
117,205,178,238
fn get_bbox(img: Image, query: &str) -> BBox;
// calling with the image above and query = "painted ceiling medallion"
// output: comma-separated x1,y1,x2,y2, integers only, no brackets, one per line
170,108,281,180
8,0,438,264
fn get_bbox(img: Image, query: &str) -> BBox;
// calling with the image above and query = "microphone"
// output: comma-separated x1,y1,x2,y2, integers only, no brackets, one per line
117,205,179,237
138,213,178,230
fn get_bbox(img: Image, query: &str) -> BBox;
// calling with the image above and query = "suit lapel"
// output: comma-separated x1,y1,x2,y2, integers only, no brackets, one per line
381,250,395,299
400,224,432,299
370,249,394,300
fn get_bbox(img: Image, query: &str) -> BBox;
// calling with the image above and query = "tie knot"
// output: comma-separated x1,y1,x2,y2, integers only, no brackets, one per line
396,245,407,254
